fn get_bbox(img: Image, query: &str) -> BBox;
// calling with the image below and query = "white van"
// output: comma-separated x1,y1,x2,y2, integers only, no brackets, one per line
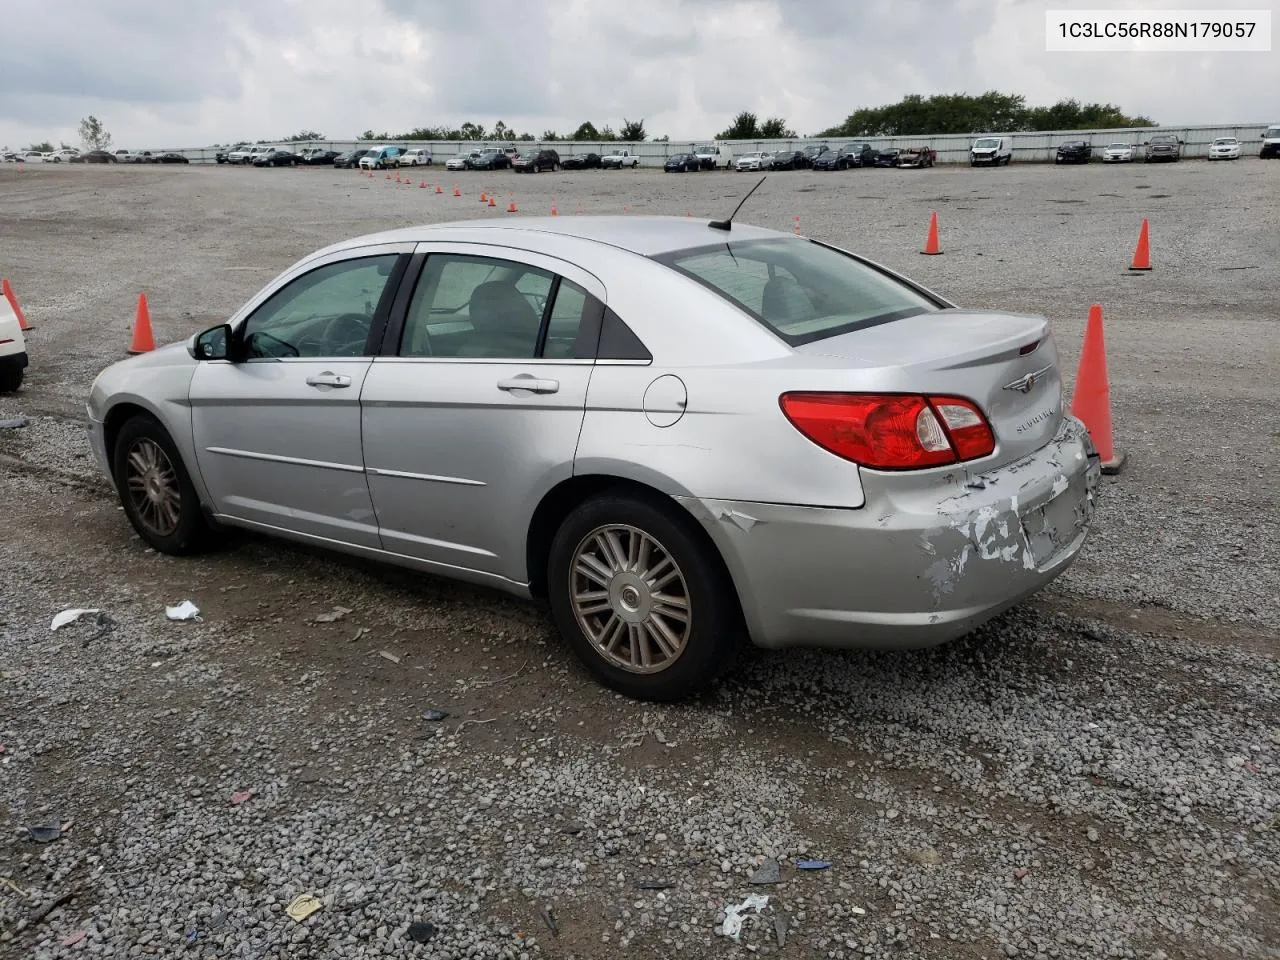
970,135,1013,166
359,145,404,170
1260,124,1280,159
693,143,734,169
0,290,29,392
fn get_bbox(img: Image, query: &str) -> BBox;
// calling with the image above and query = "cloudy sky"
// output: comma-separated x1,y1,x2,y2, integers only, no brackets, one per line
1,0,1273,149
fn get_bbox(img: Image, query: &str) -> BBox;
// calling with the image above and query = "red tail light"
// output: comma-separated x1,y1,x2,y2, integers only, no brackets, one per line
779,393,996,470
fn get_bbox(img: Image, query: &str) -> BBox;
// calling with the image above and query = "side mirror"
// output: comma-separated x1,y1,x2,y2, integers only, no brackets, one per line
192,323,232,361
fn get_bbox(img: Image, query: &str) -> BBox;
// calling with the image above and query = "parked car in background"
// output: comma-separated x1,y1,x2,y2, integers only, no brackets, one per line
397,148,433,167
970,136,1012,166
811,148,852,171
156,153,191,164
1261,124,1280,158
513,148,561,173
446,151,480,171
664,153,701,172
254,149,299,167
873,148,901,168
333,149,371,169
52,148,79,162
801,144,827,168
769,149,806,170
1207,137,1241,160
359,146,405,170
19,151,45,162
734,151,770,171
1,152,20,162
896,146,936,168
299,147,340,165
841,143,874,167
562,152,602,170
601,149,640,169
215,144,251,164
470,148,512,171
692,143,732,169
1101,143,1134,163
78,150,118,163
84,215,1102,702
225,146,257,164
1143,134,1182,162
1055,140,1092,164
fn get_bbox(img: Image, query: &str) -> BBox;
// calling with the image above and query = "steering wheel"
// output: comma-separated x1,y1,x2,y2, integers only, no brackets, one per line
321,312,373,356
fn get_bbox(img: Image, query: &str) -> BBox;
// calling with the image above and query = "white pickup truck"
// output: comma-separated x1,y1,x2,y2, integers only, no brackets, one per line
601,149,640,169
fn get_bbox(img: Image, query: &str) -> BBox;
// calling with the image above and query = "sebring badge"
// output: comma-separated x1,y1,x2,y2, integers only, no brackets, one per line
1003,365,1052,394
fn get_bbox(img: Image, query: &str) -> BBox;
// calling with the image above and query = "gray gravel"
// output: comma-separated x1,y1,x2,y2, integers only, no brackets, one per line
1,160,1278,960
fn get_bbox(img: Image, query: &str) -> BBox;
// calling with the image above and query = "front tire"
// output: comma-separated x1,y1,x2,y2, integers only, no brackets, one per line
0,365,23,393
547,492,743,701
112,415,217,555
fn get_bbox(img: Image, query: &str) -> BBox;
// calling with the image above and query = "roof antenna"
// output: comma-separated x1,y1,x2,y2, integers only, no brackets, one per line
708,175,766,231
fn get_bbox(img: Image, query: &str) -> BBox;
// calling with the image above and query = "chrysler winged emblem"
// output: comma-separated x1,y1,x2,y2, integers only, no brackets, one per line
1003,365,1052,394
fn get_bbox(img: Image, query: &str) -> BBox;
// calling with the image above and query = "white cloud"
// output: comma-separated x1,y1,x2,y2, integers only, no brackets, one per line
0,0,1273,150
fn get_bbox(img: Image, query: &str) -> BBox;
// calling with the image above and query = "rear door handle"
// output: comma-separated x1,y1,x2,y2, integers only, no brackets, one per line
305,372,352,388
497,376,560,394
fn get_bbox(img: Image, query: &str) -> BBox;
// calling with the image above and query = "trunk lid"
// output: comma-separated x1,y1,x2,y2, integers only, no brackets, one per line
792,309,1065,468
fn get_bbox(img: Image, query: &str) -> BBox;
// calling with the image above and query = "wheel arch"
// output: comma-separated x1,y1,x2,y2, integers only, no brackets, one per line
524,473,748,630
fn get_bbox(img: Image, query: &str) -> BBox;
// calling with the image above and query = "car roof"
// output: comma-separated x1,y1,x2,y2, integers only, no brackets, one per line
323,215,793,257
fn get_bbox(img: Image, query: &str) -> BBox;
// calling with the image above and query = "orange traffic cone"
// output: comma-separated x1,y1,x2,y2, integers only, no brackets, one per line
507,198,518,213
480,191,488,203
2,278,32,331
793,216,801,236
921,211,942,255
128,293,156,355
1128,219,1152,271
488,196,496,207
550,202,558,216
1070,304,1125,474
436,184,443,194
453,185,460,197
419,180,426,188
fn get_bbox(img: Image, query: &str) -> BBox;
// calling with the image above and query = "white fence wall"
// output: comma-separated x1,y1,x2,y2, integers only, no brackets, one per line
154,124,1272,166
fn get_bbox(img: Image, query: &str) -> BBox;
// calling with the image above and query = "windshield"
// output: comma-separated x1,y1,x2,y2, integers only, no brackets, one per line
1215,138,1237,145
974,138,999,148
656,238,940,346
1267,127,1280,138
1107,143,1129,149
1151,136,1176,144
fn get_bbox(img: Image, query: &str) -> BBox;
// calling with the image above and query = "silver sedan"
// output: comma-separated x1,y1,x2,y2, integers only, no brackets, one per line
86,216,1102,701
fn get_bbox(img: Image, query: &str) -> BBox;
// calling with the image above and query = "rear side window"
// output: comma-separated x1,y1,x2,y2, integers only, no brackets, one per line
656,238,940,346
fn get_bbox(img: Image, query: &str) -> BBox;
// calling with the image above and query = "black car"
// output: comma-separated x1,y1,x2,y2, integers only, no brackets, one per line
664,153,700,172
1055,140,1092,164
254,149,299,167
513,148,560,172
873,148,900,167
299,147,340,165
562,152,602,170
333,149,371,169
811,148,851,171
769,149,806,170
801,144,827,167
74,150,118,163
155,152,190,164
470,150,512,171
842,142,874,167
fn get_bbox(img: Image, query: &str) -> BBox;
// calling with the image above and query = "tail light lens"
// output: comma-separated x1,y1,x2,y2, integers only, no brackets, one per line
779,393,996,470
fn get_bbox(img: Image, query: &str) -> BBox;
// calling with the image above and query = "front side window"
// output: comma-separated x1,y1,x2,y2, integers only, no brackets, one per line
657,239,940,346
240,254,400,359
401,254,590,359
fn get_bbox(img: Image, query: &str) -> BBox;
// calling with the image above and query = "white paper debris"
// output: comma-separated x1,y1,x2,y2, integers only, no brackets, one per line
165,601,201,621
380,650,401,664
721,893,769,940
51,609,101,631
314,606,352,623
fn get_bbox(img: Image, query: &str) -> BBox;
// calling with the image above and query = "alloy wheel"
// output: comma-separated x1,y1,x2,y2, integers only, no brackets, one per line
569,524,692,674
124,438,182,538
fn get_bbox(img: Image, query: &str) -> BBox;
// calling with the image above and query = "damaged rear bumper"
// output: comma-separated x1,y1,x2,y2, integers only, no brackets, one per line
680,416,1102,651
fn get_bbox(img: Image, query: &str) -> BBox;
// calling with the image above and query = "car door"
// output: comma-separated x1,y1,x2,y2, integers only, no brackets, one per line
360,245,606,584
188,243,413,548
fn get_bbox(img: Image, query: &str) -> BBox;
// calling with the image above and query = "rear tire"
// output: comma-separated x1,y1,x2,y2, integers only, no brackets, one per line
547,492,743,702
112,415,218,555
0,366,23,393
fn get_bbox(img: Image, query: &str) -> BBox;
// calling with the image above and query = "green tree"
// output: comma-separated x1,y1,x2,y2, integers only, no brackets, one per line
619,117,646,141
284,129,325,142
572,121,599,141
717,111,759,139
77,115,112,151
29,141,54,153
759,117,796,138
598,125,617,141
458,122,486,140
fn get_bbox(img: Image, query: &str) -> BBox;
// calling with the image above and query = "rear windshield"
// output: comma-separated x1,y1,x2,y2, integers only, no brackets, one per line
655,238,941,346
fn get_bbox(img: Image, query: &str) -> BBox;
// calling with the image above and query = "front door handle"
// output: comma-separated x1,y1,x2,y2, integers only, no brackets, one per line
306,372,352,388
497,376,560,394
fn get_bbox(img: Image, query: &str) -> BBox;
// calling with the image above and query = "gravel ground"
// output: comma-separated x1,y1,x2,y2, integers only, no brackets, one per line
0,161,1277,960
